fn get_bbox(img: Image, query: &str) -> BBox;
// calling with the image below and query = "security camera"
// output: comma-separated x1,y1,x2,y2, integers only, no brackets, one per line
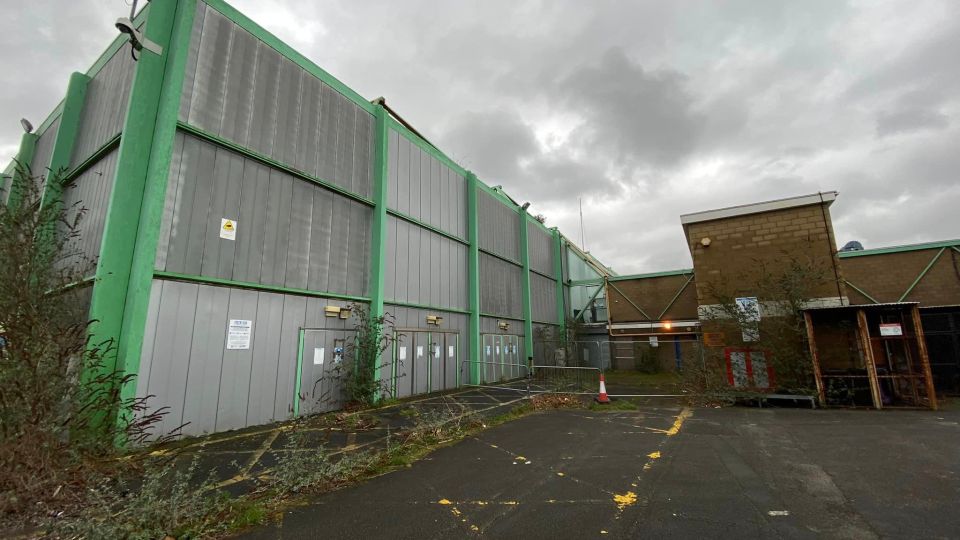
19,118,33,133
115,17,163,57
521,202,531,210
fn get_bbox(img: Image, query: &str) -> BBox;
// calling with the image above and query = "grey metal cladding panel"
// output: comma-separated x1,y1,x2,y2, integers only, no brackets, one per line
219,19,258,145
295,75,322,175
181,282,229,436
478,190,520,261
274,294,307,420
249,43,281,156
187,7,232,134
30,116,60,176
214,287,258,432
246,291,284,426
353,110,373,198
59,149,119,275
306,188,333,292
317,84,338,187
273,58,303,166
156,133,184,268
284,179,313,289
71,47,134,167
144,280,199,438
333,94,356,195
528,223,555,276
394,134,410,215
179,1,207,122
386,130,399,210
479,253,522,319
531,272,558,323
408,139,420,218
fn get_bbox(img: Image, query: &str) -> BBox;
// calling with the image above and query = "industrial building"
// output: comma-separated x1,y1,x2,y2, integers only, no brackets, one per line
1,0,605,438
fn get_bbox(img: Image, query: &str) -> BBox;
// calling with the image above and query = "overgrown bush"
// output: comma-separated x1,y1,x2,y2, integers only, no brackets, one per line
0,165,169,521
338,304,397,407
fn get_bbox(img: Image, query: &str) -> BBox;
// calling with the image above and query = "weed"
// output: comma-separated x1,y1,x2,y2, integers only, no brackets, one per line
589,399,639,411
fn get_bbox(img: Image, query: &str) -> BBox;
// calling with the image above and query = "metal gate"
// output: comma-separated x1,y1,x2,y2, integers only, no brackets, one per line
296,328,355,416
391,329,460,399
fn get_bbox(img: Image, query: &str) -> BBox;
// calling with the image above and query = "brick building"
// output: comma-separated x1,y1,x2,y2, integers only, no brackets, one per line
605,192,960,396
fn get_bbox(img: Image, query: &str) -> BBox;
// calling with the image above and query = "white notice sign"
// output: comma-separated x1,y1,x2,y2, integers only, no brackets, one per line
399,347,407,360
416,346,423,357
220,218,237,240
649,336,659,348
879,323,903,337
434,346,440,358
227,319,251,350
448,345,455,357
313,347,324,365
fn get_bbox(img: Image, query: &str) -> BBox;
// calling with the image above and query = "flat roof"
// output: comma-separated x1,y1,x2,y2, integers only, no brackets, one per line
609,268,694,282
680,191,838,226
838,238,960,258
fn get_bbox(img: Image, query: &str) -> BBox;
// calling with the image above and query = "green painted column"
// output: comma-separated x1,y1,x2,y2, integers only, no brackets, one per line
41,72,90,208
519,209,534,363
552,228,566,337
466,172,481,384
87,0,193,402
368,104,390,388
5,132,38,208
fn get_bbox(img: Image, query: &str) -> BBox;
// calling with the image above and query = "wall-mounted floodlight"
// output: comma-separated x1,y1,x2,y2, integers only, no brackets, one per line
20,118,33,133
338,307,352,320
324,306,341,317
498,321,510,331
116,17,163,60
426,315,443,326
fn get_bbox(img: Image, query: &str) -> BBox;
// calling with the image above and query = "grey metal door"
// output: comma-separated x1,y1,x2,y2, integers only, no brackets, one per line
482,334,495,384
494,335,504,382
298,329,351,416
394,331,412,399
412,332,430,395
507,335,520,379
444,333,459,390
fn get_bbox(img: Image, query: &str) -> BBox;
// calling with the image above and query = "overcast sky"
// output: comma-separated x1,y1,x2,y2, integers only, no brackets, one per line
2,0,958,274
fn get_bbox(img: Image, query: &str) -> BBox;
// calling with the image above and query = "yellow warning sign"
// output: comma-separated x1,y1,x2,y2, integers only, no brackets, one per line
220,218,237,240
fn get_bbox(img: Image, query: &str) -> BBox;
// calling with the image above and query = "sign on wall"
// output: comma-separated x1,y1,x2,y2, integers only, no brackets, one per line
735,297,760,342
703,332,726,347
220,218,237,240
227,319,252,350
879,323,903,336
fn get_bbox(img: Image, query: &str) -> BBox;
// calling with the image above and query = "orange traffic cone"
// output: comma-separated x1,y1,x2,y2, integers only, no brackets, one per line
595,373,611,404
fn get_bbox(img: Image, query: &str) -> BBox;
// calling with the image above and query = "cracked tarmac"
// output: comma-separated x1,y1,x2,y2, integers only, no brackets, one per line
239,405,960,539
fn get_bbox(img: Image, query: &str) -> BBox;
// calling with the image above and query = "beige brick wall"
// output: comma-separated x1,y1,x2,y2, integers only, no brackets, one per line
607,274,699,323
841,248,960,306
685,203,846,306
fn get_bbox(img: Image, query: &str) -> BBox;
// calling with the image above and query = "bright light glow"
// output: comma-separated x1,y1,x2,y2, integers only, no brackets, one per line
663,322,673,330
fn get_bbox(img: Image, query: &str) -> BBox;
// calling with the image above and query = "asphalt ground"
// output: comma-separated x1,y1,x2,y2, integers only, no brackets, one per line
240,405,960,539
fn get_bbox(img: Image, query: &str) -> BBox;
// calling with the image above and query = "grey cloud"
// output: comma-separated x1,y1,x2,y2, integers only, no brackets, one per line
440,108,538,182
876,108,949,137
557,48,704,167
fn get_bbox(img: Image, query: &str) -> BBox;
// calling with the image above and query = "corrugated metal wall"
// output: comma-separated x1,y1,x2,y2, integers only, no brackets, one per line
384,216,468,310
71,47,135,167
527,221,554,276
59,149,119,276
386,129,467,239
179,3,373,198
31,116,60,177
478,189,520,261
137,279,357,437
480,316,526,362
531,272,558,323
480,253,523,319
156,132,371,297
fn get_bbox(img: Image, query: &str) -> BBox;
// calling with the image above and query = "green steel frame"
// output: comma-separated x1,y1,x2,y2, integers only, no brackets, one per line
89,0,196,411
519,210,534,359
368,104,390,390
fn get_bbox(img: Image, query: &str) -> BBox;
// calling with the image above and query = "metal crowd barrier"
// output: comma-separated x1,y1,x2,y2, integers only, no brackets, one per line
460,360,602,396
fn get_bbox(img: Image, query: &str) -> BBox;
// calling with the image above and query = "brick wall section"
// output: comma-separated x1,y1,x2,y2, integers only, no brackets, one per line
607,274,698,323
841,248,960,306
684,202,846,305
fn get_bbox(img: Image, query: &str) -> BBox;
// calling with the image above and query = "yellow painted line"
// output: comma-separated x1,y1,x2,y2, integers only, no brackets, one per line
613,491,638,510
666,407,692,436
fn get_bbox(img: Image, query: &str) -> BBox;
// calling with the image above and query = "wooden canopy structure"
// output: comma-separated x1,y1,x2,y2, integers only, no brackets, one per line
803,303,937,410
